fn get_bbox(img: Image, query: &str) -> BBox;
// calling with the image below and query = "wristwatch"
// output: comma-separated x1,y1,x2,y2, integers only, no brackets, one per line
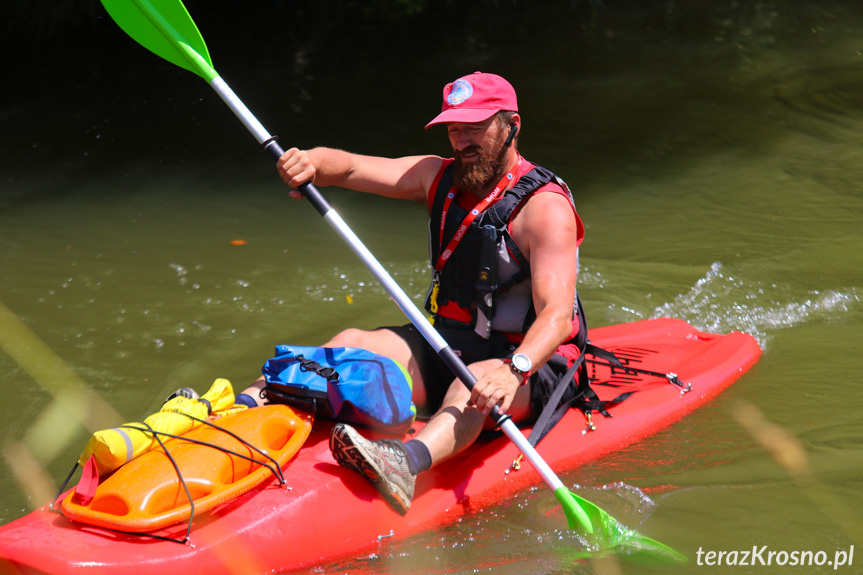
505,353,532,385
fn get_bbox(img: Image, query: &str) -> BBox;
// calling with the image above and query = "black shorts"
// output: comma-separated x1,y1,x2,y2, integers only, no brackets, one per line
379,321,572,418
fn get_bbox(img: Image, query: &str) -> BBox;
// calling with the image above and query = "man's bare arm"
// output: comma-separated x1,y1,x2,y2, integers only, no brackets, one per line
277,147,444,206
513,191,581,366
469,192,581,415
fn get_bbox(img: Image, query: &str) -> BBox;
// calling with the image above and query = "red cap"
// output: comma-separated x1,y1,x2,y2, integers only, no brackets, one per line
425,72,518,129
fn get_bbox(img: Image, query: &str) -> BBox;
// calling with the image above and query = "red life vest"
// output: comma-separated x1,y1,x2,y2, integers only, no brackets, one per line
425,157,586,346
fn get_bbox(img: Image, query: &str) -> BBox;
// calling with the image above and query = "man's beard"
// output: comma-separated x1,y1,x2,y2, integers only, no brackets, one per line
453,136,508,196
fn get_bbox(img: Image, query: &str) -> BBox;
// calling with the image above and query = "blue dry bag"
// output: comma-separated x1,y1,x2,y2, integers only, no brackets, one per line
261,346,416,434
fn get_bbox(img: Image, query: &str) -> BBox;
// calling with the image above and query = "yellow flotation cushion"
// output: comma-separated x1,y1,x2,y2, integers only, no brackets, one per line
78,378,241,476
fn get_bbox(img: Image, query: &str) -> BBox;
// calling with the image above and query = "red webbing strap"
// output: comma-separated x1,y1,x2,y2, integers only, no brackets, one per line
74,454,100,506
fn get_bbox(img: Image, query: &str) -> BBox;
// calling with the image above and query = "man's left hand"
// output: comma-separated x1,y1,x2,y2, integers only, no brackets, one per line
469,363,523,416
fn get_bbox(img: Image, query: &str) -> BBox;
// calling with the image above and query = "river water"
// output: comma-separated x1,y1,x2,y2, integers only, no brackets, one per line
2,1,863,574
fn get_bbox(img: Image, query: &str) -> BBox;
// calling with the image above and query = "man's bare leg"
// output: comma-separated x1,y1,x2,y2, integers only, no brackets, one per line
327,357,534,514
412,358,533,467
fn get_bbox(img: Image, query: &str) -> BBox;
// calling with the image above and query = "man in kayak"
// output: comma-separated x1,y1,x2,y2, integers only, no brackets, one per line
240,72,585,515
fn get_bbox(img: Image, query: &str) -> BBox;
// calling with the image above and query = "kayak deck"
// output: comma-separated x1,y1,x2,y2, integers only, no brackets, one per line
0,318,761,574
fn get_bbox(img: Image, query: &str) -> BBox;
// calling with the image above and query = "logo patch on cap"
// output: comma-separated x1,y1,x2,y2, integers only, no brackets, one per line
447,80,474,106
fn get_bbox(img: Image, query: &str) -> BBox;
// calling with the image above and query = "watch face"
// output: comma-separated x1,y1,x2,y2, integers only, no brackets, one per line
511,353,531,373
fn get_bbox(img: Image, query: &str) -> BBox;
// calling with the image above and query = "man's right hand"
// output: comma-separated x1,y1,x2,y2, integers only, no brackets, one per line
276,147,316,199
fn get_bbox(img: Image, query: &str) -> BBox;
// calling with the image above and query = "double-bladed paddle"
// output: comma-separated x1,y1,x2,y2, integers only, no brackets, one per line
99,0,684,560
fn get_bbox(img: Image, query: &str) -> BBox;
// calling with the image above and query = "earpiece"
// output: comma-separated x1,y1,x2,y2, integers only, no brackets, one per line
504,124,518,147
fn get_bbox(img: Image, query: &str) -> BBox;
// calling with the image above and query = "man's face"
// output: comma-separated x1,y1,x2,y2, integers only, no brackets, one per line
447,117,509,196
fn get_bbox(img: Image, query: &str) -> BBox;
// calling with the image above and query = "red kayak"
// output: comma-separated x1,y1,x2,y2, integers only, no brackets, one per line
0,318,761,574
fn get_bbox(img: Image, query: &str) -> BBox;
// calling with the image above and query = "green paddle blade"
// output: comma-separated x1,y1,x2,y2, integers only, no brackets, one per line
100,0,217,81
555,485,595,533
560,487,687,563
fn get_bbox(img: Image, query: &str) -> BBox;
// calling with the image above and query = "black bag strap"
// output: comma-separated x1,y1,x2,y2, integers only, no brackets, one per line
295,354,339,381
526,350,587,448
526,343,630,448
584,343,623,367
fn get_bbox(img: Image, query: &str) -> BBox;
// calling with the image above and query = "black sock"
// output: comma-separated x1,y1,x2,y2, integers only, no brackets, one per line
234,393,259,408
402,439,432,475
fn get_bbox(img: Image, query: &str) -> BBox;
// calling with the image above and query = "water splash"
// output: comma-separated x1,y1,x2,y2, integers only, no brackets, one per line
304,263,430,303
168,262,188,285
577,265,609,290
298,479,687,575
651,262,859,348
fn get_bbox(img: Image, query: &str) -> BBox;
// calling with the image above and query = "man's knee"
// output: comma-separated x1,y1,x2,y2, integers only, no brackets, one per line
441,377,471,405
325,328,412,365
324,328,372,348
325,327,429,409
439,359,495,406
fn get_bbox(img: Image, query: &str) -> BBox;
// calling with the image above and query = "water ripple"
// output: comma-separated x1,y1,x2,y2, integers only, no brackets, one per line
651,262,859,348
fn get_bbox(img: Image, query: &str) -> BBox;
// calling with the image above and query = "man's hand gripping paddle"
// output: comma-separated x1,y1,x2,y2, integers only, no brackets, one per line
99,0,685,562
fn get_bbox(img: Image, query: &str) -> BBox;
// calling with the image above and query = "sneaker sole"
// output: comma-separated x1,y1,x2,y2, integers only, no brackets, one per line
330,425,411,515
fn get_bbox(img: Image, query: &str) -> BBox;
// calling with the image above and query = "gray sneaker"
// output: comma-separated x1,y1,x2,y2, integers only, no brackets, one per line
329,423,416,515
163,387,199,405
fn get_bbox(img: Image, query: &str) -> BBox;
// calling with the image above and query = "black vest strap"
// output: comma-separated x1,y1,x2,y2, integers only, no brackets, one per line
479,166,558,229
527,343,630,448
